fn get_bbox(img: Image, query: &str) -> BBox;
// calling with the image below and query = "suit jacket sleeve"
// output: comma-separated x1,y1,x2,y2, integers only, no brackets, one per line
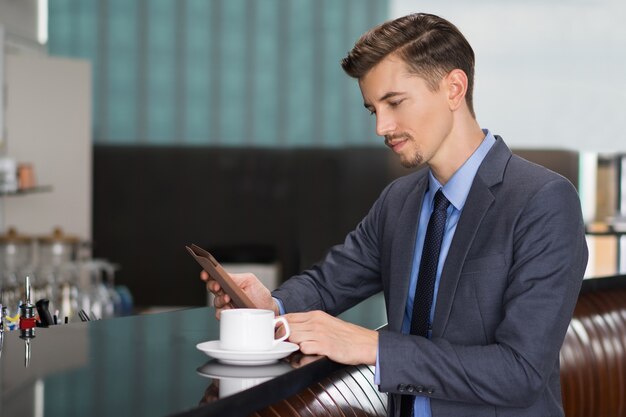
270,178,400,316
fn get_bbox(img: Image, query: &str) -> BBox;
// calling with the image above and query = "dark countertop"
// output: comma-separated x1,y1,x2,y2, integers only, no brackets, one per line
3,273,623,417
0,294,387,417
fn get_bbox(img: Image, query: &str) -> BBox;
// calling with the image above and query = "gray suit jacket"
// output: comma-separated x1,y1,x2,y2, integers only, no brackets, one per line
272,137,588,416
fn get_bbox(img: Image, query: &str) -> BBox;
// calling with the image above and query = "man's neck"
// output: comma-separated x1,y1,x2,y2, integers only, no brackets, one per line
430,117,485,185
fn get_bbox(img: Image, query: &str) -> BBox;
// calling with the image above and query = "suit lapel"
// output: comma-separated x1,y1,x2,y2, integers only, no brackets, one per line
387,173,428,332
431,177,493,337
431,137,511,337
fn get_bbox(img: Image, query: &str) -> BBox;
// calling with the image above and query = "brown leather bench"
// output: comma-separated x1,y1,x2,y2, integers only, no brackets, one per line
248,365,387,417
560,285,626,416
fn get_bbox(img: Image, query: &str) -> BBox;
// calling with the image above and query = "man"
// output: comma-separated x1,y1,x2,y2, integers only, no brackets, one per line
203,13,588,417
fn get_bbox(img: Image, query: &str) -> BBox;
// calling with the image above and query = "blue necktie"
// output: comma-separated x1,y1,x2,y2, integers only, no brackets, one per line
400,189,450,417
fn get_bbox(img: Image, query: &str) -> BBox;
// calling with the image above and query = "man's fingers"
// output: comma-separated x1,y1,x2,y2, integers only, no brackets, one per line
298,341,323,356
213,293,231,308
205,279,222,294
200,270,210,281
274,322,287,338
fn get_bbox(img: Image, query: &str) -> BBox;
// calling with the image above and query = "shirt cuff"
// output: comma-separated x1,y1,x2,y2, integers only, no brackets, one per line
374,345,381,385
273,297,286,315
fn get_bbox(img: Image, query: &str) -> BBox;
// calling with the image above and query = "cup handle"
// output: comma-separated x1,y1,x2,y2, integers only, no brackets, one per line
273,316,290,345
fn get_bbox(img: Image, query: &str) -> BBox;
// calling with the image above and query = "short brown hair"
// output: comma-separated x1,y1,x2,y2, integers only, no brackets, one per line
341,13,476,117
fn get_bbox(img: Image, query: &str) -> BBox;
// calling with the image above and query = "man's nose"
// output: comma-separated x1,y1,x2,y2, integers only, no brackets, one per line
375,111,396,137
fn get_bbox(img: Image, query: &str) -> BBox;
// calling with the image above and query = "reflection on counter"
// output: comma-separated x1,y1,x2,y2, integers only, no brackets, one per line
0,318,89,417
197,360,293,400
196,351,327,407
0,275,87,372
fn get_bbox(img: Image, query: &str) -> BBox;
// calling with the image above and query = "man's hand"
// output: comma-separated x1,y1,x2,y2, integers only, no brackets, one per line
200,271,278,318
284,310,378,366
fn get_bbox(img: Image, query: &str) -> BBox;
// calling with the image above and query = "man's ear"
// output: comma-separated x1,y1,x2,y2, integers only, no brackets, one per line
445,69,468,111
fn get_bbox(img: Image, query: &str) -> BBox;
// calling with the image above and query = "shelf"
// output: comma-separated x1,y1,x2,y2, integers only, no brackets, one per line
0,185,53,197
585,223,626,236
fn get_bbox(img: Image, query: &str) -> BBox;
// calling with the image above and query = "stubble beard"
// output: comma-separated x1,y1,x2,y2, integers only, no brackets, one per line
400,154,422,168
386,133,422,168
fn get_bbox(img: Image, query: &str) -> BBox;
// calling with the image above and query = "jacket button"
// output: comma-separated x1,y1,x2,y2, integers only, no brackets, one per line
407,385,416,393
427,388,435,395
397,384,406,392
416,386,424,393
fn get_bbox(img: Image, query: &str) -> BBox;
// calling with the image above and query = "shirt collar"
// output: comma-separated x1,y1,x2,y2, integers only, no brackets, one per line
427,129,496,211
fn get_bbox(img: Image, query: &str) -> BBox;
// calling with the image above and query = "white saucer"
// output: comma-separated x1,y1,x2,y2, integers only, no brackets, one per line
196,340,299,366
197,360,293,379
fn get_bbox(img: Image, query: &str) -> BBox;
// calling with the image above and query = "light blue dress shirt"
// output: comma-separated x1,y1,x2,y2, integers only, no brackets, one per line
376,129,496,417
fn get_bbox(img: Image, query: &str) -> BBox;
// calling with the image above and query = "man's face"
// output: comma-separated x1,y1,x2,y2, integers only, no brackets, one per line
359,55,453,168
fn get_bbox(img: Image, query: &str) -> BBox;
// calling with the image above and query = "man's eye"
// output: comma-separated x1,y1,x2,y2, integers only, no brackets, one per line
389,99,404,107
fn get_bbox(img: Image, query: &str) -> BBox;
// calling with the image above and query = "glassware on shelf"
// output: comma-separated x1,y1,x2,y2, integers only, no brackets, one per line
0,228,35,317
1,226,123,326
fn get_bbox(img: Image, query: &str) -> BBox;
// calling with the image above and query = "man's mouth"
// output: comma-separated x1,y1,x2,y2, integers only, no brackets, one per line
385,135,409,152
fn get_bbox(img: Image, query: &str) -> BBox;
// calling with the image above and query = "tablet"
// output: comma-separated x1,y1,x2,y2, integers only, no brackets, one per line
186,244,257,309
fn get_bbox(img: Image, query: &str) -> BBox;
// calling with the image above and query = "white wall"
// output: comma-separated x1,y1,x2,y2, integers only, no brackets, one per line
3,54,92,240
390,0,626,152
0,0,37,40
0,1,90,240
0,0,43,53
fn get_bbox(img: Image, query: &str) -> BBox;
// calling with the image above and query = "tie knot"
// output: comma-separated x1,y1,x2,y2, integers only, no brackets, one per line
433,190,450,212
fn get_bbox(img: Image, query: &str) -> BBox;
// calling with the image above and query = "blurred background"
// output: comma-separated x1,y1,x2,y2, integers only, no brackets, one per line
1,0,625,316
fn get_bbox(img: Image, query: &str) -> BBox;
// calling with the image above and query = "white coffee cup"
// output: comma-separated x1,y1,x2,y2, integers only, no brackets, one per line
220,309,290,351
